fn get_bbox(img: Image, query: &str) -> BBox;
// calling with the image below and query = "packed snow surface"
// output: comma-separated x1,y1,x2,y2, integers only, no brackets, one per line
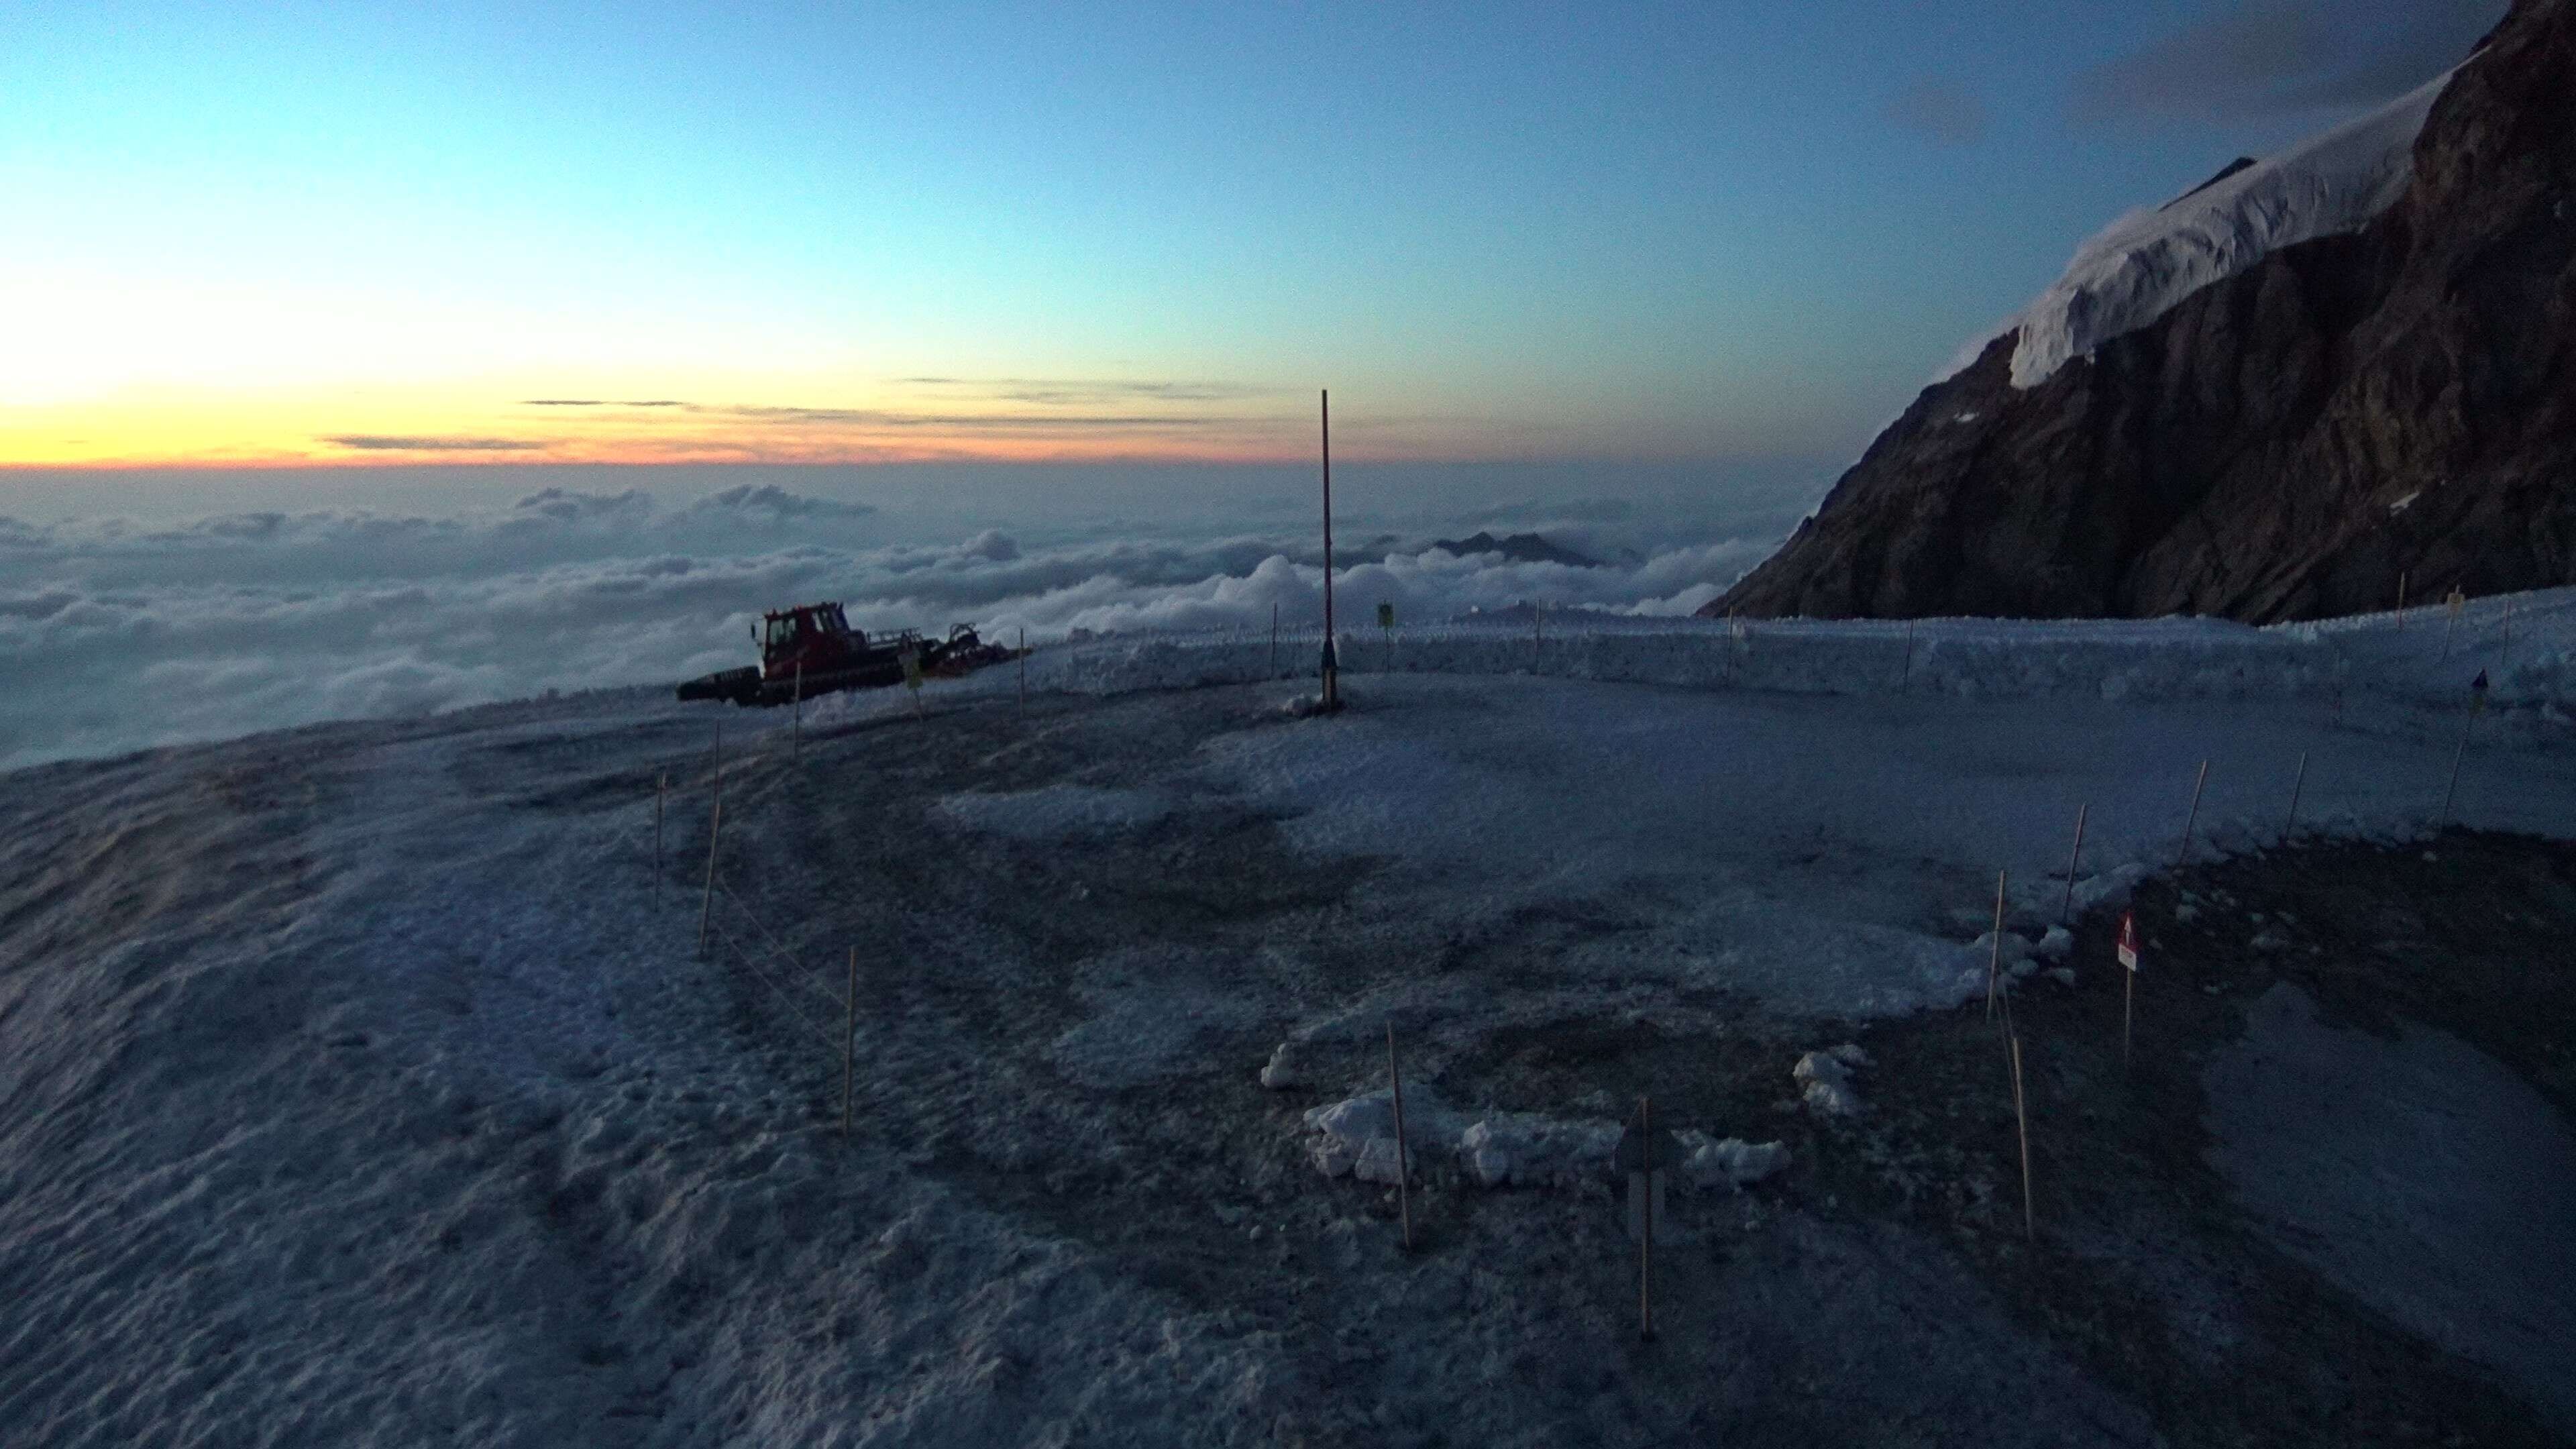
1949,66,2457,389
3,590,2571,1444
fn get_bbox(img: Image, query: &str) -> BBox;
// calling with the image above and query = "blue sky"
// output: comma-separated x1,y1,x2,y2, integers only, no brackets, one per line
0,0,2501,468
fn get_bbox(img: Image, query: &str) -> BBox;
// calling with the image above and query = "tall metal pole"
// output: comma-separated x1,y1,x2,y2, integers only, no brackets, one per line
1320,389,1340,711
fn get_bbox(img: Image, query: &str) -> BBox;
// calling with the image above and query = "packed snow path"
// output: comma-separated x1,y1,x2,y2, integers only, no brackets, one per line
1,595,2569,1446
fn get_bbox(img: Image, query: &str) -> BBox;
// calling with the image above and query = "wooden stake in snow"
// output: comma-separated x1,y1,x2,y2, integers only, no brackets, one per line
1018,627,1028,710
2440,671,2489,826
1638,1094,1656,1342
654,772,665,883
1985,868,2008,1020
1387,1022,1411,1251
2176,760,2210,869
696,790,724,958
1899,618,1917,694
2059,803,2088,924
2396,570,2410,630
842,946,858,1138
2441,586,2465,661
1269,602,1279,676
792,661,804,759
2284,750,2309,842
2500,600,2515,675
2009,1034,2034,1240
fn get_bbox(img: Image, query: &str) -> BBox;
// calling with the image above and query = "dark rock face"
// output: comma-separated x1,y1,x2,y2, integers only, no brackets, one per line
1712,0,2575,623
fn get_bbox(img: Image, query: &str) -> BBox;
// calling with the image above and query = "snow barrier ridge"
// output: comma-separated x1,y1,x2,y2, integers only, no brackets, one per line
1021,619,2346,708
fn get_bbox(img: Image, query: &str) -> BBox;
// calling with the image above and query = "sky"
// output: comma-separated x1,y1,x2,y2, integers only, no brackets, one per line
0,0,2503,472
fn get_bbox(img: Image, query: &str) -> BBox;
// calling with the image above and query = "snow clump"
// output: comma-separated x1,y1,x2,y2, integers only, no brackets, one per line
1794,1046,1870,1116
1674,1132,1790,1192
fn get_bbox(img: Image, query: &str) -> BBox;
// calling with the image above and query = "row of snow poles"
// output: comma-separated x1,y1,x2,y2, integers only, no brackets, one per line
1976,704,2496,1232
2392,572,2523,669
676,722,871,1134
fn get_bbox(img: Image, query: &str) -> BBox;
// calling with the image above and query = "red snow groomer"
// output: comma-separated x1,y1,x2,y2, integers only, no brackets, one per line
676,600,1017,707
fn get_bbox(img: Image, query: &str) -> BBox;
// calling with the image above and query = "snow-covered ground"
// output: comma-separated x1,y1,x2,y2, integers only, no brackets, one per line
2,592,2569,1444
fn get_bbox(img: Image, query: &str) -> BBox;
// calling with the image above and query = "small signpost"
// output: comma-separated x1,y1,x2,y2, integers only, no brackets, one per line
2116,910,2141,1069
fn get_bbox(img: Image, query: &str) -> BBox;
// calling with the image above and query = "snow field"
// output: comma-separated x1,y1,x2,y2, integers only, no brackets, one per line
5,589,2571,1446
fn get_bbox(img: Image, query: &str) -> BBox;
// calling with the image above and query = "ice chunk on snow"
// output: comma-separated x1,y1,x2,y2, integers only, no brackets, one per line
1456,1113,1622,1189
1943,67,2456,390
2035,926,2074,961
1303,1088,1466,1182
1258,1042,1308,1090
1674,1131,1790,1191
1794,1050,1865,1116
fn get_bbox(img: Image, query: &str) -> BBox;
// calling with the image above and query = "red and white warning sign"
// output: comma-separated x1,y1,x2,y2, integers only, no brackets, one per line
2116,911,2141,973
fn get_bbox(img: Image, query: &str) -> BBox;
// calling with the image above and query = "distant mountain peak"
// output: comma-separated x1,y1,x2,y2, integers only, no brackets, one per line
1430,531,1598,568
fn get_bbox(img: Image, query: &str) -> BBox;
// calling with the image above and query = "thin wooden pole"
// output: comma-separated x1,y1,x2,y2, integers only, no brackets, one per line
696,792,724,957
1018,627,1027,709
1387,1022,1411,1251
1269,602,1279,675
842,947,858,1137
2010,1035,2034,1240
2500,600,2514,674
1899,619,1916,694
1985,867,2008,1019
2441,591,2461,661
2440,706,2477,827
1638,1094,1655,1342
2284,750,2308,841
2059,803,2088,924
2176,760,2209,869
653,772,665,883
792,661,804,759
2396,570,2409,630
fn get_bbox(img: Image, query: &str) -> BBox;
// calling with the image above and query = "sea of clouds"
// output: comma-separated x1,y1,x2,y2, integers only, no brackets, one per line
0,466,1819,771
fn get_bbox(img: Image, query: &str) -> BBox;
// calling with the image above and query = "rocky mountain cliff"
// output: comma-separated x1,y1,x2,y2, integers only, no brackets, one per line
1711,0,2573,624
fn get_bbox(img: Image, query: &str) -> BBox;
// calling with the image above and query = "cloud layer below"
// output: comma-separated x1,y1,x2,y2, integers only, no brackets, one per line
0,479,1794,771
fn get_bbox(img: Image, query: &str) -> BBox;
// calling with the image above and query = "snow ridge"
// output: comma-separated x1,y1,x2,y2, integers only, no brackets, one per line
1947,66,2460,390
